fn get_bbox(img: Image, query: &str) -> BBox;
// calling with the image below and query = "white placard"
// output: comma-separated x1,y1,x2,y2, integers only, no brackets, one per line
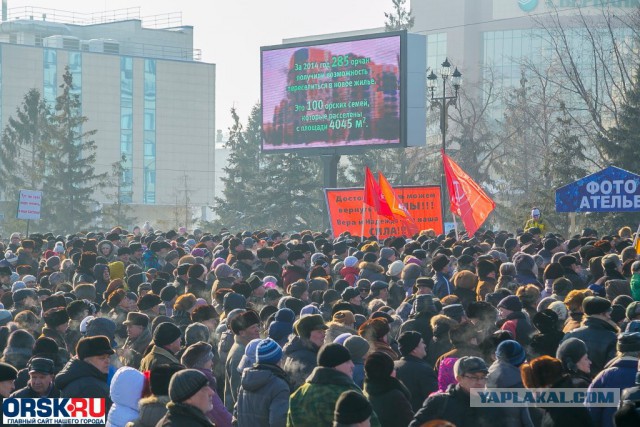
17,190,43,220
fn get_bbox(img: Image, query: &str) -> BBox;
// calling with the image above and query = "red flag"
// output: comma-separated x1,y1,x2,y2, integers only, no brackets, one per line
378,172,419,234
442,151,495,236
363,167,394,219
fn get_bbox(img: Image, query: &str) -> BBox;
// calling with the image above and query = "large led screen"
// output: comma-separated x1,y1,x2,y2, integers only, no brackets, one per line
261,34,402,152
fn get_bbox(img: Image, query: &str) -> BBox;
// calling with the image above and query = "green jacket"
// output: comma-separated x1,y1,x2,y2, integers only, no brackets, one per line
631,273,640,302
286,367,380,427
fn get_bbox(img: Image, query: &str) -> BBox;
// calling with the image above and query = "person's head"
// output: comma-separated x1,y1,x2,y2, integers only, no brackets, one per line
181,341,214,370
124,312,149,340
168,369,214,414
556,337,590,375
294,314,328,347
0,362,17,397
76,336,115,374
397,331,425,359
333,390,372,427
230,310,261,341
318,343,353,378
582,296,612,320
617,332,640,358
27,358,55,395
521,355,565,388
497,295,522,319
495,340,527,367
454,356,488,393
531,207,541,220
431,254,450,274
153,322,182,354
364,351,395,382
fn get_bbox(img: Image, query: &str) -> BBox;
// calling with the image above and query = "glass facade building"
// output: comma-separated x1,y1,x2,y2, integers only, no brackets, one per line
120,57,134,203
143,59,156,204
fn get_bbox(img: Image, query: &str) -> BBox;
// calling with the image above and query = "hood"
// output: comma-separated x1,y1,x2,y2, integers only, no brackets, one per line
98,240,115,256
358,262,384,273
241,367,277,392
139,395,170,408
110,367,145,408
55,358,106,390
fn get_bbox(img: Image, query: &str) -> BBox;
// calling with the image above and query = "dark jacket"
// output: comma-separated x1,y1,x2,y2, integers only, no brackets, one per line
139,345,181,372
121,328,152,369
399,313,434,345
487,360,534,427
561,316,618,376
233,261,254,280
128,395,170,427
359,262,387,283
364,376,414,427
433,271,453,299
563,268,586,290
587,356,638,427
500,311,535,347
394,355,438,412
55,357,112,413
529,330,565,358
10,384,61,427
282,265,307,291
282,336,319,392
410,384,507,427
539,376,595,427
40,327,70,354
235,363,290,427
156,402,215,427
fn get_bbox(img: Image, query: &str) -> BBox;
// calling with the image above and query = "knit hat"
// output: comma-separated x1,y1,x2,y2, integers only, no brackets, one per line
300,304,320,317
0,362,17,382
582,296,611,315
344,256,358,268
323,289,341,305
238,338,262,371
496,340,527,366
289,281,308,299
223,292,246,312
230,310,260,334
268,311,295,342
611,304,626,324
387,260,404,277
398,331,422,357
169,369,209,403
294,314,328,339
497,295,523,312
123,312,149,328
626,301,640,320
150,364,184,396
333,310,356,326
43,307,69,328
364,351,394,380
0,310,11,327
256,338,283,365
181,341,213,368
86,317,117,347
617,332,640,353
11,281,25,292
556,338,588,373
76,336,115,360
441,304,465,322
153,322,182,347
343,335,369,361
318,343,351,368
333,390,372,425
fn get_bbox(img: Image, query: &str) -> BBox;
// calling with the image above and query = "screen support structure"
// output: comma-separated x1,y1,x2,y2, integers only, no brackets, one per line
322,154,340,231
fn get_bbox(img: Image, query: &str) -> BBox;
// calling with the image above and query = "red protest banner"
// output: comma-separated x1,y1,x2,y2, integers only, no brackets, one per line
325,186,443,237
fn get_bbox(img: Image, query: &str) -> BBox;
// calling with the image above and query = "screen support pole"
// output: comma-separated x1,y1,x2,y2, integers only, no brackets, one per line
322,154,340,234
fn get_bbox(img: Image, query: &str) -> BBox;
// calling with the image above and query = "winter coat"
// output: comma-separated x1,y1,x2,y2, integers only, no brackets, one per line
55,357,112,413
224,335,249,411
156,402,215,427
107,368,144,427
500,311,535,347
563,268,586,290
73,269,96,286
539,377,595,427
121,328,152,369
561,316,618,376
282,335,319,392
234,260,254,280
395,355,438,412
287,366,381,427
128,395,170,427
433,271,454,299
235,363,290,427
40,327,70,354
16,251,39,273
139,345,181,372
352,359,365,389
426,314,457,366
282,265,307,291
339,266,360,286
487,360,534,427
631,273,640,301
515,270,542,288
587,356,638,427
324,322,357,345
477,277,497,301
197,368,232,427
529,330,565,358
496,275,520,293
142,250,161,271
454,287,477,311
359,262,387,283
410,384,506,427
10,384,60,427
621,383,640,406
563,311,583,333
364,376,414,427
399,314,434,345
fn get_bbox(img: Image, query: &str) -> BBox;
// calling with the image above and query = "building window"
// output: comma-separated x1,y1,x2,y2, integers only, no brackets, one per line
120,57,133,204
427,33,447,73
143,59,156,204
43,49,57,107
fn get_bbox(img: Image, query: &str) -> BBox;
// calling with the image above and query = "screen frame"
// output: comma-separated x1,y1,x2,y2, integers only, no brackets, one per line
260,30,408,155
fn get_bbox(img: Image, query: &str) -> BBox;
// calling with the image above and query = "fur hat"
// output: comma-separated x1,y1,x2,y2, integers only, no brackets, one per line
230,310,260,334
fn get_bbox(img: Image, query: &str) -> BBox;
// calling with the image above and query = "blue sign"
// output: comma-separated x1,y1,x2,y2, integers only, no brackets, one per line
555,166,640,212
518,0,539,12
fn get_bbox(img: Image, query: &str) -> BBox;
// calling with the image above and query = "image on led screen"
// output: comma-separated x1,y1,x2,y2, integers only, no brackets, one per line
262,35,401,151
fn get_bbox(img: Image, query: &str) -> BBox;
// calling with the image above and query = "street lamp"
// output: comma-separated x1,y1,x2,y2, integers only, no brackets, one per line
428,58,462,233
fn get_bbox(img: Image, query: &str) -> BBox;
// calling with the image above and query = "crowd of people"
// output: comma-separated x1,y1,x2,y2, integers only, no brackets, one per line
0,221,639,427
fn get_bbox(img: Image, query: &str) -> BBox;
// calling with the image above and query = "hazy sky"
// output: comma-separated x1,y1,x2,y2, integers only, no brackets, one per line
10,0,393,131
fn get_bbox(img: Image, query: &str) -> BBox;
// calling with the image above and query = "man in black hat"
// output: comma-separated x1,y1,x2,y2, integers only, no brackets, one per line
0,362,17,397
157,369,215,427
40,307,71,354
55,336,114,411
561,296,618,376
394,331,437,411
283,250,308,291
11,358,59,398
224,310,260,411
138,292,163,320
431,254,453,299
121,312,152,369
11,288,38,317
139,322,182,372
283,314,330,392
333,390,373,427
129,242,145,270
365,281,389,305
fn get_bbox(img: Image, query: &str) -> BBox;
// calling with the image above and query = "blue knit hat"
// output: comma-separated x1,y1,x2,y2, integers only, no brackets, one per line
268,320,293,343
238,339,262,372
496,339,526,366
256,338,283,365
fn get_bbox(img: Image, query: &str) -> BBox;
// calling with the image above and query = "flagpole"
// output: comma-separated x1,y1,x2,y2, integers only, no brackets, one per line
361,202,366,240
452,213,459,241
633,222,640,254
377,217,381,242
